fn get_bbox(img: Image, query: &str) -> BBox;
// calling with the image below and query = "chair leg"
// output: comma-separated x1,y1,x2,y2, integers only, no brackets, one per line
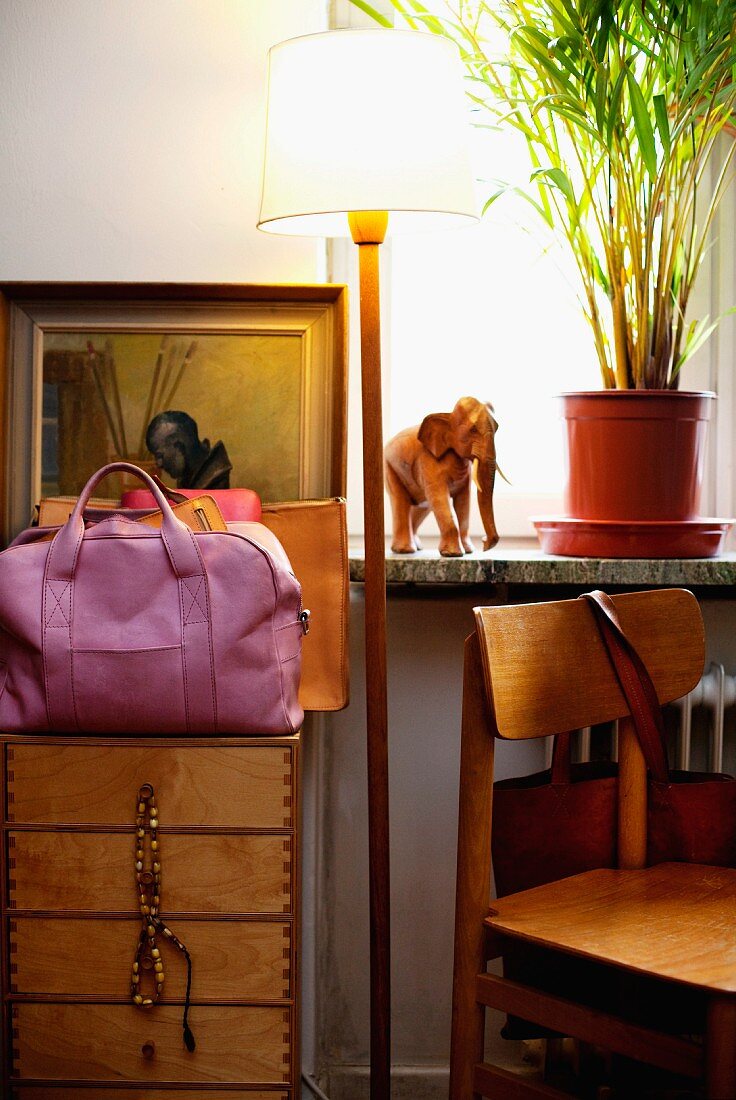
449,634,496,1100
706,995,736,1099
449,964,485,1100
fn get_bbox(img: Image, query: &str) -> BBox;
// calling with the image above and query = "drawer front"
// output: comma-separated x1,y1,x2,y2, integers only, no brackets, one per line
13,1091,290,1099
9,917,292,999
7,744,295,827
12,1003,292,1085
9,833,292,914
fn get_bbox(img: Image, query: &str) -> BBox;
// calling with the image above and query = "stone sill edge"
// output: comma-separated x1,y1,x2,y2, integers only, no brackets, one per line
348,545,736,586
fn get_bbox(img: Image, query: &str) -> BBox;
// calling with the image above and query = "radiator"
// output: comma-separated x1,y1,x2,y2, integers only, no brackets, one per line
672,663,736,772
546,663,736,773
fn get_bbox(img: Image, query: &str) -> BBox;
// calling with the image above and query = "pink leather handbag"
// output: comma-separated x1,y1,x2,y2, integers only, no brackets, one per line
0,463,305,735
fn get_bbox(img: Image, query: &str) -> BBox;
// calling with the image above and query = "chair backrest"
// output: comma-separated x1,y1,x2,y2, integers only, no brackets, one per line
474,589,704,741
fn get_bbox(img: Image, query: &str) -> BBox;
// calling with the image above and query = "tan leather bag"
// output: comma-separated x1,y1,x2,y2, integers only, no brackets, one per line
37,496,120,526
37,495,227,535
261,499,349,713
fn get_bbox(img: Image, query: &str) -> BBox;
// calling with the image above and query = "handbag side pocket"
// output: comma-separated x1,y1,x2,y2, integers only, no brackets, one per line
275,620,303,664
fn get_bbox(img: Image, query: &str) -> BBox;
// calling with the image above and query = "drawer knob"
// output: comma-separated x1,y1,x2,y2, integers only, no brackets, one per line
141,1041,156,1060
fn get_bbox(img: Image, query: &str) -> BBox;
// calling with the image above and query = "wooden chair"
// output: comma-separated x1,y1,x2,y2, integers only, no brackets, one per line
450,589,736,1099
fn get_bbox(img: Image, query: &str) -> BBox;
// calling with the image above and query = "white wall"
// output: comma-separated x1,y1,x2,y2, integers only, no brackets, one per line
0,0,331,1089
0,0,324,282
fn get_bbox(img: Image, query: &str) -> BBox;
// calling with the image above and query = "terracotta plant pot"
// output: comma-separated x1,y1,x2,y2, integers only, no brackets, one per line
562,390,713,520
533,390,733,558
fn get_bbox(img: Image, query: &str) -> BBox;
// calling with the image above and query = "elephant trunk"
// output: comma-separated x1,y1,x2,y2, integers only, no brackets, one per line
474,457,499,551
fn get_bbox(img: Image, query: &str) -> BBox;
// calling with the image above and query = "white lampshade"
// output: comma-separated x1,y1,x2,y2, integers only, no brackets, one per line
258,29,478,237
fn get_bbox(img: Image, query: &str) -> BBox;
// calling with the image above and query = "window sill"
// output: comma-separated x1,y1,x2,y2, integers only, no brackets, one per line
348,539,736,587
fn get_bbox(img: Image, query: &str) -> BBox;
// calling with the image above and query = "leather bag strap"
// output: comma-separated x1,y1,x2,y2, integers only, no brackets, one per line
149,472,188,505
580,591,669,783
42,462,217,733
550,730,573,784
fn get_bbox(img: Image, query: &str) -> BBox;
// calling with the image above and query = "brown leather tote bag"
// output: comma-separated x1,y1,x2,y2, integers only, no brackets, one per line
492,732,618,898
493,590,736,900
587,591,736,869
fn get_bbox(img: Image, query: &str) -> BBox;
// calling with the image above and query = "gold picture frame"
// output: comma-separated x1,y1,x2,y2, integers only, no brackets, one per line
0,283,347,543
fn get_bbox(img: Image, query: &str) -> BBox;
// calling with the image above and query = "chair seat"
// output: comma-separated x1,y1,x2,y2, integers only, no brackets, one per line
487,862,736,993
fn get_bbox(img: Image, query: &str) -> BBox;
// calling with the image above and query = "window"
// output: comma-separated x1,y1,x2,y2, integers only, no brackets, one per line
331,0,733,543
387,118,597,539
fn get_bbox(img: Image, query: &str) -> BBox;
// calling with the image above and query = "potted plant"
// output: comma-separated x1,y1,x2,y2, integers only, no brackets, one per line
352,0,736,556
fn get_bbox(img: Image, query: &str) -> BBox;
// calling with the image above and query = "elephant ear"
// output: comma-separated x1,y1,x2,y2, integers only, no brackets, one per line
418,413,453,459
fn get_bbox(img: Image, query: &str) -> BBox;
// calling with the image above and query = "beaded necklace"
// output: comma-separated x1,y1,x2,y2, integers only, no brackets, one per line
131,783,196,1052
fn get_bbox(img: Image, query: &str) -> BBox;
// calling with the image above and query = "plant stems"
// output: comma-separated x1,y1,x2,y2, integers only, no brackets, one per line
368,0,736,389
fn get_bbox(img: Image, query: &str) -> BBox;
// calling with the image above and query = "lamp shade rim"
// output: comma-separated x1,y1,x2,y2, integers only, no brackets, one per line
257,208,479,237
267,26,448,51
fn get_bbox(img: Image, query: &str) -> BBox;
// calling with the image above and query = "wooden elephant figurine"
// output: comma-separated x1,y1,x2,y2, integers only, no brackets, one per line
384,396,501,557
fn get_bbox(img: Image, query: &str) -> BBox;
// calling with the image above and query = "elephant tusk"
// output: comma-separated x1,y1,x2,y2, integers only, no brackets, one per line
473,457,512,488
496,462,512,486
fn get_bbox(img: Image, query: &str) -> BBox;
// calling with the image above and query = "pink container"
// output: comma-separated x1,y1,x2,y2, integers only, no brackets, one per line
122,487,262,523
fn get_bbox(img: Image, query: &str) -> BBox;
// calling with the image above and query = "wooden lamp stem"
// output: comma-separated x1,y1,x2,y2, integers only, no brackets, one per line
349,209,391,1099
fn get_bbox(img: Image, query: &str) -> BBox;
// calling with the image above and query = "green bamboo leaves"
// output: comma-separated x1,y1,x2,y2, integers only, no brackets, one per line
352,0,736,390
625,65,657,177
349,0,393,26
652,93,670,156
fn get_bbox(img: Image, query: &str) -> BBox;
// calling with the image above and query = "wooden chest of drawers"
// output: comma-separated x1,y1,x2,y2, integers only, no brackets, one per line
0,735,299,1099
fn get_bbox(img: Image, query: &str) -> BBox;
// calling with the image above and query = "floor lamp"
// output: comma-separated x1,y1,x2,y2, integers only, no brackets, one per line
257,29,477,1097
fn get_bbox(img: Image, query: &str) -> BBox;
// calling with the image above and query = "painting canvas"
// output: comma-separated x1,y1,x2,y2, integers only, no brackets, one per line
42,332,304,502
0,284,347,542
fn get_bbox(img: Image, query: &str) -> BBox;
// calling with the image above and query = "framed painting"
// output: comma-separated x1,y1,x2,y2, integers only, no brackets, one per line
0,283,347,542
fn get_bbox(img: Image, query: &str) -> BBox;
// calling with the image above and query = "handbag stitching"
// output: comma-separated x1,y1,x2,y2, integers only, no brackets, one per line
45,581,71,628
191,533,217,733
64,503,85,733
41,557,52,729
275,621,303,663
43,520,83,732
273,596,292,732
72,645,181,653
177,578,191,733
255,532,298,734
181,576,208,625
160,516,217,734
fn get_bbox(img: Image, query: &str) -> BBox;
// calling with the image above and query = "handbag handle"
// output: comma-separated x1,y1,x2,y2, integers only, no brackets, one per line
580,591,670,784
50,462,202,582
